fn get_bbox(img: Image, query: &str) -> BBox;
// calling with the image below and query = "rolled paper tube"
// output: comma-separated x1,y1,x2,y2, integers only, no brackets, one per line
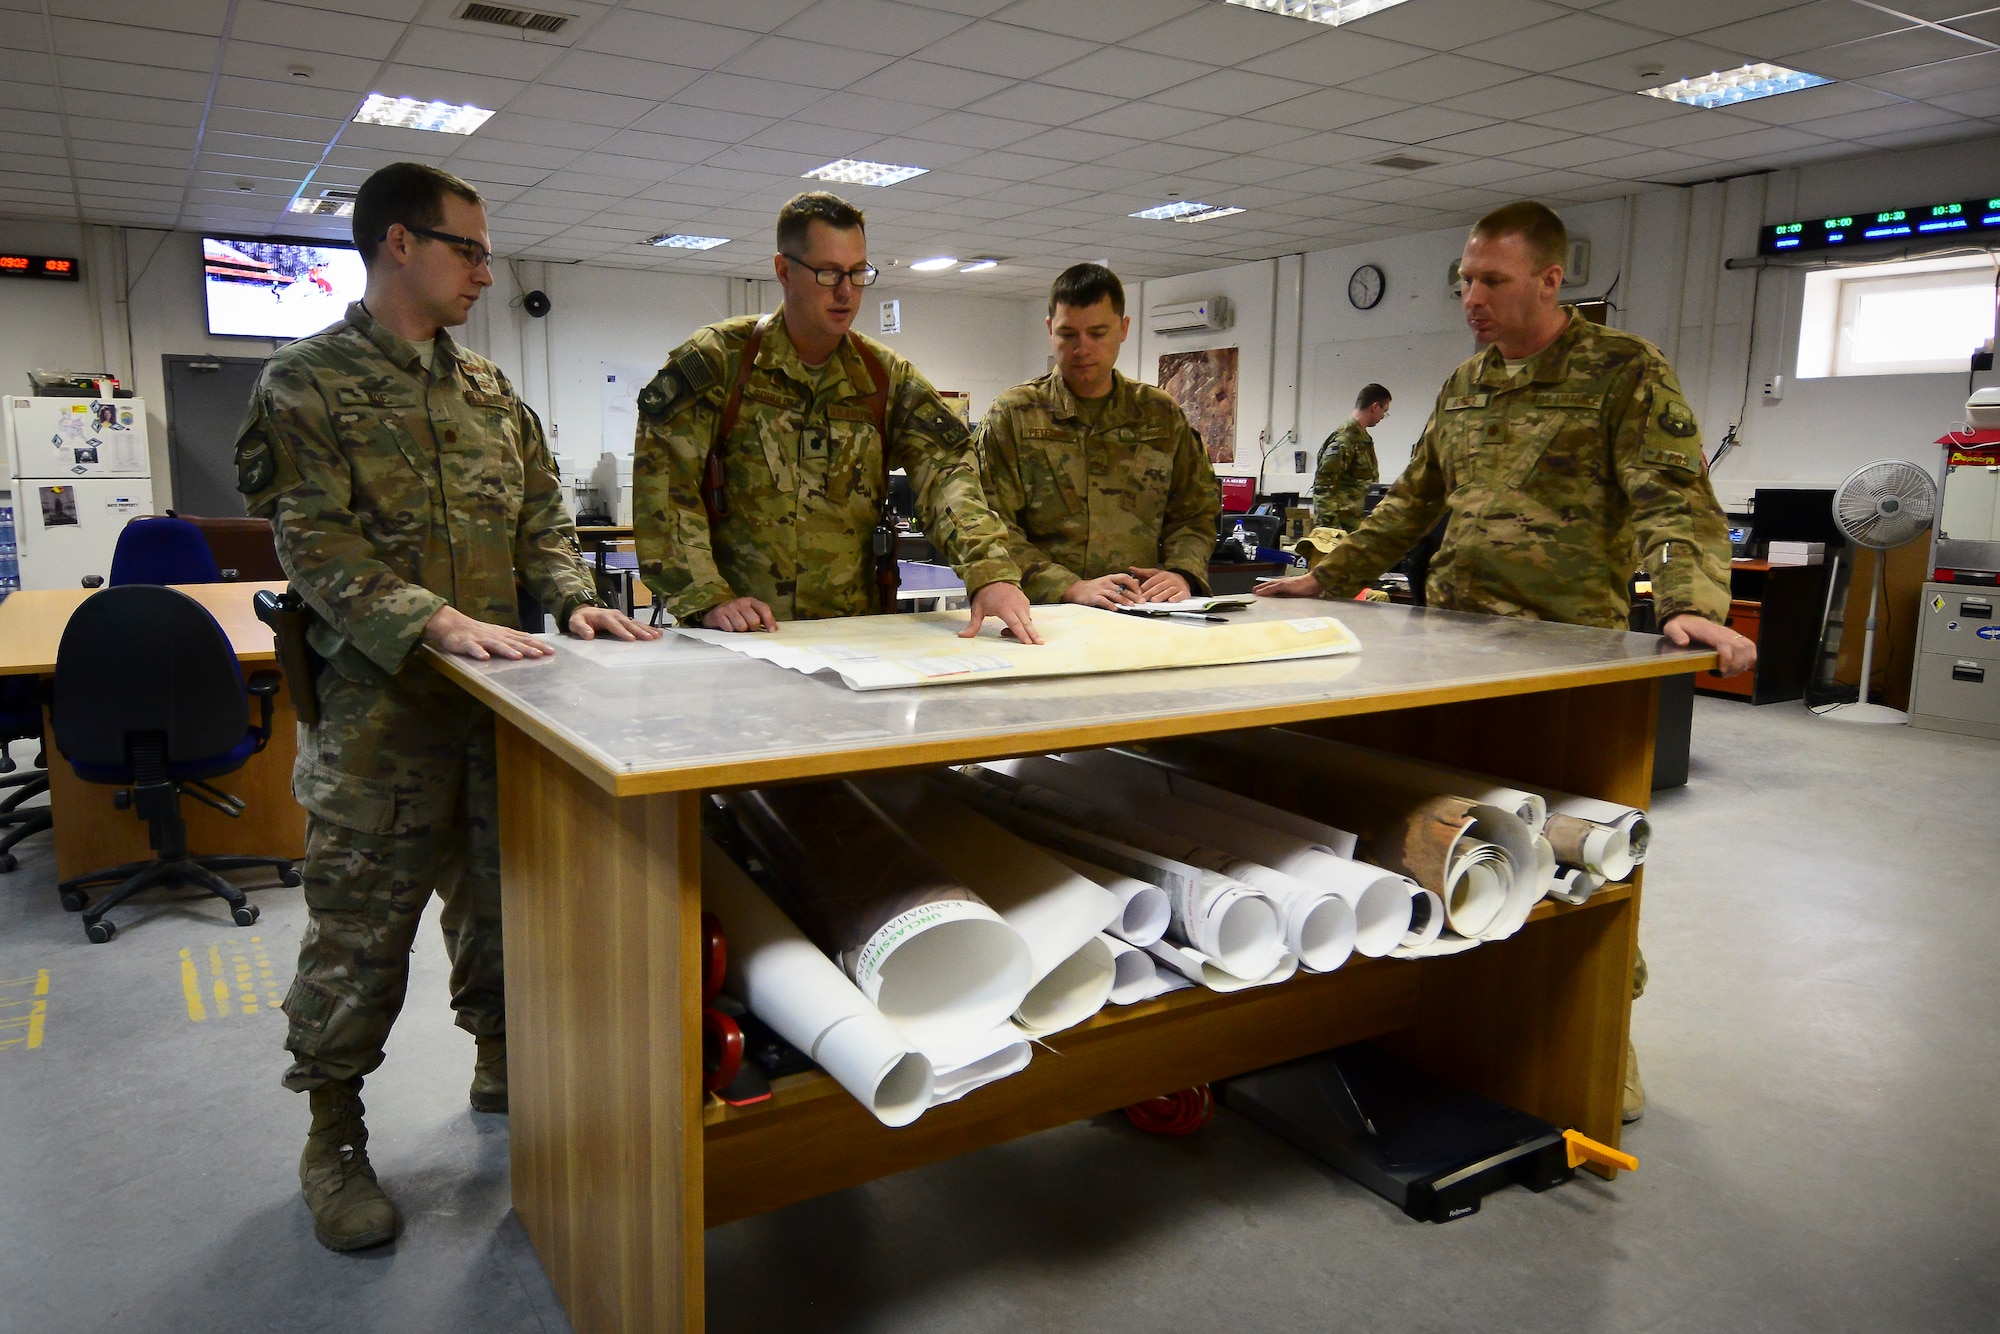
1102,933,1161,1004
858,776,1121,1007
1544,812,1634,882
700,839,934,1127
1012,935,1116,1037
1050,852,1170,947
1034,752,1409,953
1146,939,1299,992
1521,786,1651,868
1551,866,1606,904
1403,886,1445,947
1079,748,1360,856
945,767,1285,980
922,1024,1033,1106
1249,730,1550,830
1440,838,1509,937
721,782,1033,1048
1226,861,1356,973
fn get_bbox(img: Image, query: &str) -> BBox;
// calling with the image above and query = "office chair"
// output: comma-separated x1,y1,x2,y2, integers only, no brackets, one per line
52,584,298,943
0,677,50,874
107,515,222,587
167,512,286,582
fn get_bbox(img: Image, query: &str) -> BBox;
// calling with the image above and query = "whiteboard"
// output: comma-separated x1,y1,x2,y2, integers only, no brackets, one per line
1308,331,1476,479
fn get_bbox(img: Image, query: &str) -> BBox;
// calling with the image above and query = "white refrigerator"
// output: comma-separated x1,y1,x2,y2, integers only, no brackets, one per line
2,395,153,591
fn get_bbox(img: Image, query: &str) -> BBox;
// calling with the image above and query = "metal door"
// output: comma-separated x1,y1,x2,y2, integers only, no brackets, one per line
162,354,265,517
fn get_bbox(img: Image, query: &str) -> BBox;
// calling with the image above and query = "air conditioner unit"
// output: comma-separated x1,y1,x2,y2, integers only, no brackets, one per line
1150,297,1232,336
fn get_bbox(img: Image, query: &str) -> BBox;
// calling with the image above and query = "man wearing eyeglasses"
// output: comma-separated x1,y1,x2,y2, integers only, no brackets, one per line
633,191,1039,642
234,161,657,1254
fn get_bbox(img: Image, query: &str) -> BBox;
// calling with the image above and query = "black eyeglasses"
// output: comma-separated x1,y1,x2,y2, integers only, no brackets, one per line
782,255,878,288
392,226,493,269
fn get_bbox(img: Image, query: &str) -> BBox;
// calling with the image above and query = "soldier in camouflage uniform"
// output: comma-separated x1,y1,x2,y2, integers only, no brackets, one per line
1311,383,1388,533
978,263,1220,607
633,192,1038,642
1261,202,1754,1124
235,163,657,1252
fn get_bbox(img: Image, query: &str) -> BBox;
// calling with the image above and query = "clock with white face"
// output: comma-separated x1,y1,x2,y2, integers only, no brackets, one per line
1348,263,1385,310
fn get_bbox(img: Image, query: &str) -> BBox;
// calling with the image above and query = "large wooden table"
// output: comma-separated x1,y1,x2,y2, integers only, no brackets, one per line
430,599,1714,1334
0,581,306,879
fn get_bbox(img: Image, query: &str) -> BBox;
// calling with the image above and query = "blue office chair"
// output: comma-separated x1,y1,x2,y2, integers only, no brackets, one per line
0,677,50,874
52,584,298,942
107,515,222,587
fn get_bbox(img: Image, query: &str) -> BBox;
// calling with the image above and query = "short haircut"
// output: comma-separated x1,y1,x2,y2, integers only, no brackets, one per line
777,191,865,255
352,162,483,267
1048,262,1125,317
1470,200,1568,274
1356,383,1391,409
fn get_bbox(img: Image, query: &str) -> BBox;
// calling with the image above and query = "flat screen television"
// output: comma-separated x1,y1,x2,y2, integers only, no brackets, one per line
202,235,367,340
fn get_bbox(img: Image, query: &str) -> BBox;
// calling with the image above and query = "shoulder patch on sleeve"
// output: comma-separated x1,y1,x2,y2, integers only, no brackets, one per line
1656,397,1699,438
670,345,715,394
1640,443,1701,476
233,393,304,516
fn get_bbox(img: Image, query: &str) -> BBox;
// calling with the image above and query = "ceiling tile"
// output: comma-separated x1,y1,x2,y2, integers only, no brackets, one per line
988,0,1202,44
506,84,658,129
723,35,898,89
479,114,618,151
1191,153,1311,185
1249,87,1406,131
845,59,1015,108
1606,107,1760,148
1501,133,1638,169
1238,28,1431,85
579,11,761,67
1527,91,1684,133
905,108,1045,147
1342,53,1525,100
806,91,946,134
220,41,377,92
1545,37,1757,95
1124,4,1312,64
1805,99,1971,137
1421,121,1575,156
1855,120,1995,151
674,71,827,118
58,58,212,102
915,20,1098,78
1151,68,1318,116
776,0,976,56
963,82,1126,125
1688,124,1834,160
1945,11,2000,42
1703,79,1900,124
231,3,405,60
1791,25,1986,81
1083,101,1224,138
215,75,363,118
1343,105,1496,144
628,103,778,142
1928,85,2000,116
1038,46,1212,99
747,119,878,155
624,0,817,31
1693,1,1909,60
1167,116,1315,152
73,117,204,150
1857,48,2000,98
1591,0,1805,39
950,148,1068,181
204,107,341,140
541,50,703,101
1004,125,1144,160
50,18,219,71
1473,13,1661,72
368,66,526,110
1361,0,1573,49
1438,75,1611,118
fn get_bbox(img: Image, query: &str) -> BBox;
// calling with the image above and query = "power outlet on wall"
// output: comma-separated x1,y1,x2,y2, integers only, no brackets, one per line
1761,374,1784,401
1294,450,1307,472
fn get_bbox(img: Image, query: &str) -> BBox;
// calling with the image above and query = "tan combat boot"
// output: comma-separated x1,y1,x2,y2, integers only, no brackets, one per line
1622,1039,1645,1124
471,1034,508,1113
300,1080,399,1252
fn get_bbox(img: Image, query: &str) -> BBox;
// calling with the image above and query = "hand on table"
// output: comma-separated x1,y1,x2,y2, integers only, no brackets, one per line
1252,572,1325,599
424,604,555,661
1061,573,1143,609
1129,567,1191,603
568,606,662,642
701,597,779,633
1663,613,1756,677
962,581,1043,645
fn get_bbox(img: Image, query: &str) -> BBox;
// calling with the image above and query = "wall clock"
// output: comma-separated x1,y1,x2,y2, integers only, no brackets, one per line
1348,263,1385,310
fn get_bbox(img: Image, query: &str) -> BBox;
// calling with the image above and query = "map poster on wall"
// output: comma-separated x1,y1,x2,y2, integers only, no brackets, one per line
1158,347,1238,466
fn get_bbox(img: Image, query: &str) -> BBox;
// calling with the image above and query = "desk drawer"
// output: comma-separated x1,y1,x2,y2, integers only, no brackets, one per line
1912,651,2000,730
1919,585,2000,662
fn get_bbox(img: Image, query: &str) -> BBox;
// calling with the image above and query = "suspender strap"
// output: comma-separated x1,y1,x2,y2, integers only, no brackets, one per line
704,312,772,522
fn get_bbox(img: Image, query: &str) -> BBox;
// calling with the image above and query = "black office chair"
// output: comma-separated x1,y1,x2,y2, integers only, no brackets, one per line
52,585,299,943
0,677,51,873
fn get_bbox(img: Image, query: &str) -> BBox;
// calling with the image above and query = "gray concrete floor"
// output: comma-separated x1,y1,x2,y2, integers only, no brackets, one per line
1,698,1995,1333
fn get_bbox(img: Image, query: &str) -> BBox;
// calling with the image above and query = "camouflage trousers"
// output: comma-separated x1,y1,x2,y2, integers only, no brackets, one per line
280,662,501,1093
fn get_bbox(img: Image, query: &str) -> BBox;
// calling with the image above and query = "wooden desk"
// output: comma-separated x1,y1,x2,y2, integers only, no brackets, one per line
432,601,1714,1334
0,581,306,879
1695,559,1832,704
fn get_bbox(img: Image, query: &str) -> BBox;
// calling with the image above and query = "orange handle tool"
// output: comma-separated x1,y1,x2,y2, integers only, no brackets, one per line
1564,1129,1638,1174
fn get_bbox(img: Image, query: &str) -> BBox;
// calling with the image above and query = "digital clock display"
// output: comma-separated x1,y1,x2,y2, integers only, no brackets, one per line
1759,195,2000,254
0,254,81,280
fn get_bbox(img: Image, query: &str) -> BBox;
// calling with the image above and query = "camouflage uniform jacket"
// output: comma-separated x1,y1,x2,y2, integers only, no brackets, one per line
1309,309,1731,629
234,301,600,684
1311,418,1376,533
633,312,1021,624
976,369,1221,602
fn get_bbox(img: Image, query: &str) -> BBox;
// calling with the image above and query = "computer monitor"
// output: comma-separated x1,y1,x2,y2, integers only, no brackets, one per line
1749,488,1843,549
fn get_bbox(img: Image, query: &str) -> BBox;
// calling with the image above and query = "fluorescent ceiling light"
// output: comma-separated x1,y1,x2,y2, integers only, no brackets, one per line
803,159,928,188
909,256,957,271
1130,200,1244,222
645,233,729,250
1638,62,1831,109
959,259,998,273
353,92,494,134
1220,0,1412,28
288,197,352,217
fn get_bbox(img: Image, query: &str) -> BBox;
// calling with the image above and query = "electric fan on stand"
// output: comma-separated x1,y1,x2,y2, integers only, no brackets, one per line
1822,458,1936,725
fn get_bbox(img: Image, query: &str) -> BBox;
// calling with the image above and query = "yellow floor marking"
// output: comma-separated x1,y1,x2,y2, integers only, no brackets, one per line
0,969,50,1051
179,949,207,1022
207,942,231,1019
233,950,258,1014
